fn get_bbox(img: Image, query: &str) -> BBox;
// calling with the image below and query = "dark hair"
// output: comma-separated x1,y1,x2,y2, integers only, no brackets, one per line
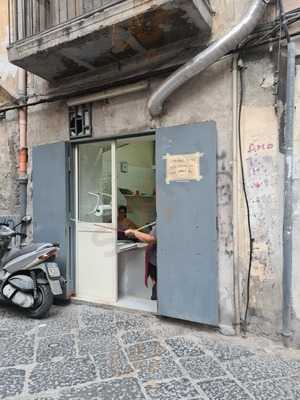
118,206,127,214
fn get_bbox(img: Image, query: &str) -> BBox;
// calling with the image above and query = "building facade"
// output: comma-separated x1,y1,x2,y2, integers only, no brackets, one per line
0,0,300,344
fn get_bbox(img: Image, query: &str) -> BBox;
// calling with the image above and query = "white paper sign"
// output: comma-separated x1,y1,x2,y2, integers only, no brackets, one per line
164,152,203,184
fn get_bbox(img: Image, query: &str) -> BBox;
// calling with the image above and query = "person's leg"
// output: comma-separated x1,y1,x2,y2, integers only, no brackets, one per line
149,263,157,300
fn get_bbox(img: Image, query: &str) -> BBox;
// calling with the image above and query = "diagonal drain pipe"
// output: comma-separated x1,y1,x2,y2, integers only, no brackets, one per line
148,0,271,117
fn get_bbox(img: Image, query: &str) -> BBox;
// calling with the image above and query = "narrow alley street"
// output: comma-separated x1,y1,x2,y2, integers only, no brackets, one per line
0,303,299,400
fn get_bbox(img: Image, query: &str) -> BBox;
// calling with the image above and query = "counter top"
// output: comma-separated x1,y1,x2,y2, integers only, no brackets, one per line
117,241,148,254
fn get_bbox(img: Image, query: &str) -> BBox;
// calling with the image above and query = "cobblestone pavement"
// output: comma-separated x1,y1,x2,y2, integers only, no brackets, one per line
1,303,300,400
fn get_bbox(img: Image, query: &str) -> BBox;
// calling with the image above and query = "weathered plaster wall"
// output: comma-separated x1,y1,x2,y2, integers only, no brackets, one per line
0,0,295,339
239,53,283,336
0,2,17,96
0,2,19,215
0,111,19,215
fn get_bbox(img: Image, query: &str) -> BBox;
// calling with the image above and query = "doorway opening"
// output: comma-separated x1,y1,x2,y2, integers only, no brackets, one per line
75,134,157,313
116,136,157,312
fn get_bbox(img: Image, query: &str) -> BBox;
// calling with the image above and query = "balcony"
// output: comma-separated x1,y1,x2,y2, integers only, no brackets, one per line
8,0,212,92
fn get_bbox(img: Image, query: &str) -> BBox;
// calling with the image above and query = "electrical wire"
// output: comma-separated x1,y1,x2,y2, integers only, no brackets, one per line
239,29,300,53
278,0,291,42
243,9,299,47
276,0,283,104
237,60,254,330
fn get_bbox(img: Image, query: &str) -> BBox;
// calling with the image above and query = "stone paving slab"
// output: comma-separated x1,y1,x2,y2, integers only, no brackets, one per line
226,357,291,382
125,340,170,362
245,378,295,400
0,335,35,368
133,356,183,382
166,336,205,358
180,355,228,380
36,334,76,363
58,378,146,400
115,312,147,331
197,336,256,362
80,307,117,335
1,303,300,399
37,318,78,338
36,304,79,338
14,397,56,400
198,378,252,400
0,368,25,399
28,356,97,393
93,350,134,379
13,397,57,400
121,330,157,345
79,329,121,355
144,378,201,400
81,307,115,326
0,308,37,337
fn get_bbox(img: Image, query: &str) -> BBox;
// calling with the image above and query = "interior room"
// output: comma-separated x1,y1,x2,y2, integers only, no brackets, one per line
116,136,157,313
75,135,157,312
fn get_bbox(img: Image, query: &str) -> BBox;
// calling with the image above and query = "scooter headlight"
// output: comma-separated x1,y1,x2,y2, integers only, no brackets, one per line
46,263,61,278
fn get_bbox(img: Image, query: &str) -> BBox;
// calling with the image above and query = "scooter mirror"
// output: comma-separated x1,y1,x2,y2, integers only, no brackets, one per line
22,216,32,223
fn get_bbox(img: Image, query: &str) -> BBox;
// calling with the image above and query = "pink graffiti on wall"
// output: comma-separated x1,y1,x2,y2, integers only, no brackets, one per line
248,143,274,153
246,155,274,190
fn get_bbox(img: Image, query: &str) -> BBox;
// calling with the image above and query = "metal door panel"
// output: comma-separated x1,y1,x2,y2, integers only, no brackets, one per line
156,122,218,325
32,142,73,297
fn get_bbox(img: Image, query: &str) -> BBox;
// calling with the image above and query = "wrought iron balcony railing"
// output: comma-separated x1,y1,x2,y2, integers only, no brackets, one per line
8,0,122,44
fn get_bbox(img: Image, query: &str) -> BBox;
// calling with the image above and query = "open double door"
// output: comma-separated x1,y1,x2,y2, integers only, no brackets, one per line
32,122,219,326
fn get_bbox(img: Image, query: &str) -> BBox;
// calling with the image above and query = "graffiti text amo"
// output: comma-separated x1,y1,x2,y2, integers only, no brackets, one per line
248,143,274,153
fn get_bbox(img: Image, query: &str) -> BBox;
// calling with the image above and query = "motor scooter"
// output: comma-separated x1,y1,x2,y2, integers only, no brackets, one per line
0,216,64,318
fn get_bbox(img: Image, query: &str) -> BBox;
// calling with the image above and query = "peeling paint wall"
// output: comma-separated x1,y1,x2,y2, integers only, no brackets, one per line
238,55,283,336
0,2,19,215
0,2,17,96
0,0,299,340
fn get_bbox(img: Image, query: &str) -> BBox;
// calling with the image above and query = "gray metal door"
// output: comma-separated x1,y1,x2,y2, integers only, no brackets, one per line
32,142,74,298
156,122,218,325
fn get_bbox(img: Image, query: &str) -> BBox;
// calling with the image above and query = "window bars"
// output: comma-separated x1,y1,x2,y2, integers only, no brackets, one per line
69,103,92,140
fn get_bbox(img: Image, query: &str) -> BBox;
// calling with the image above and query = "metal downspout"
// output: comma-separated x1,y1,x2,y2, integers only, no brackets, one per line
148,0,271,117
17,68,28,230
282,42,296,346
232,55,241,335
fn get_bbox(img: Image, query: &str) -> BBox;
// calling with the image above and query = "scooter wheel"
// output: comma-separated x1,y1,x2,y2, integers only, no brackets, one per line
26,284,53,319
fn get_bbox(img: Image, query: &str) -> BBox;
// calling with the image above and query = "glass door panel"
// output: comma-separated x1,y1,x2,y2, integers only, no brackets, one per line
76,141,117,304
78,142,112,223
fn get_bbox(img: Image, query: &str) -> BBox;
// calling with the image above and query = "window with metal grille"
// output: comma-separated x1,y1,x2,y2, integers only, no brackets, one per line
69,104,92,140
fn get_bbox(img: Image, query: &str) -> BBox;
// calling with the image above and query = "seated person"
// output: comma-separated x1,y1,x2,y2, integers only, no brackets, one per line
118,206,137,240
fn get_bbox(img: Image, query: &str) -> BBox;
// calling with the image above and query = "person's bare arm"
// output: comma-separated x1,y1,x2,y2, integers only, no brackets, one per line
125,229,156,244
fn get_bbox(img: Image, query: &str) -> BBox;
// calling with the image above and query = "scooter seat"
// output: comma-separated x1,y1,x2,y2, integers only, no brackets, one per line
1,243,52,266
